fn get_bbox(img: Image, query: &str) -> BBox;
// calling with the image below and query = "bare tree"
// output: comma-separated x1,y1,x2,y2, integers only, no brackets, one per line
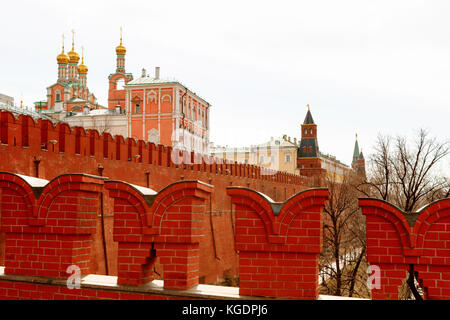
361,134,392,201
357,129,449,212
319,168,369,298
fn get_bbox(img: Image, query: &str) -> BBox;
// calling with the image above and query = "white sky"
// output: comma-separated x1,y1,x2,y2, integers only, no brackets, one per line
1,0,450,168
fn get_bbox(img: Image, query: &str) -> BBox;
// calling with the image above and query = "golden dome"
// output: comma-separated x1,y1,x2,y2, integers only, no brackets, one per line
116,44,126,55
68,50,80,64
78,47,88,74
57,34,69,64
57,51,69,64
116,27,126,55
78,63,88,74
68,29,80,63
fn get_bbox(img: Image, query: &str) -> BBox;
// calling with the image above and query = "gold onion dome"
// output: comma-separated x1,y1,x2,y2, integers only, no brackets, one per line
57,34,69,64
78,47,88,74
68,30,80,63
68,49,80,64
116,44,126,55
78,61,88,74
57,51,69,64
116,27,126,55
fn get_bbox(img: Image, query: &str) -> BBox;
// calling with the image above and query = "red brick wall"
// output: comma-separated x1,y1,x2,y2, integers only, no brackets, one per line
360,198,450,300
0,173,104,278
0,172,213,298
0,172,332,300
105,180,213,289
227,187,329,299
0,110,312,283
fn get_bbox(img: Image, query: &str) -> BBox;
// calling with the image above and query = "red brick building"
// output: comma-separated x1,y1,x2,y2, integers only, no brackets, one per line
124,68,210,152
296,105,363,185
107,28,133,112
60,30,211,153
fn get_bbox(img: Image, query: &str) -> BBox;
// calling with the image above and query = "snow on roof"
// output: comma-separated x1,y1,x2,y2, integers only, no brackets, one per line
126,76,178,86
70,108,112,117
16,174,48,188
87,109,111,116
129,183,157,196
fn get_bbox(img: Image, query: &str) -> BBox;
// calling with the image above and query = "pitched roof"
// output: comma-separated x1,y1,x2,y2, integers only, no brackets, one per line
303,109,315,124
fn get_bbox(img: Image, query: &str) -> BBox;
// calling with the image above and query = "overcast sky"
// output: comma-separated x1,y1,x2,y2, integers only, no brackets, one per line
1,0,449,167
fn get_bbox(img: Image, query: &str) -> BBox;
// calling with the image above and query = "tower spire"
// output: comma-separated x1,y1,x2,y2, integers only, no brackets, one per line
303,104,314,124
352,133,360,166
120,26,123,46
71,29,75,51
352,133,366,177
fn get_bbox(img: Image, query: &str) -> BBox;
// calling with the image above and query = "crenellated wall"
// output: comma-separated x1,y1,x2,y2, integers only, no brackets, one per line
227,187,329,299
0,110,313,284
0,172,328,300
4,168,450,300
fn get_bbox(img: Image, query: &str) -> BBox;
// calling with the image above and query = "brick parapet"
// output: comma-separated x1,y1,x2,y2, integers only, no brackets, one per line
105,180,213,289
0,172,215,292
0,172,105,278
360,197,450,300
227,187,329,299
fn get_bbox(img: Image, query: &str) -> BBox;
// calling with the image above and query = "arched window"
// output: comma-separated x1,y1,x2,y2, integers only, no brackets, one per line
310,128,313,134
55,90,61,102
131,96,142,114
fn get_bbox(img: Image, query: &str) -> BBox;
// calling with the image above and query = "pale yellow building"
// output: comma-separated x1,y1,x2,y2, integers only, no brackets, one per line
210,135,300,175
319,152,351,183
